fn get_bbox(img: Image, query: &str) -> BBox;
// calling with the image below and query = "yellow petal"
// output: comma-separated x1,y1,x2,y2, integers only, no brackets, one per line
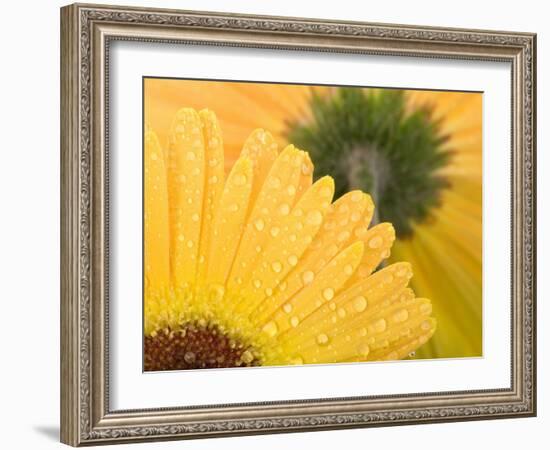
253,191,372,323
262,241,364,344
144,126,169,290
240,176,335,318
206,157,253,285
227,145,305,291
196,109,225,282
167,108,205,287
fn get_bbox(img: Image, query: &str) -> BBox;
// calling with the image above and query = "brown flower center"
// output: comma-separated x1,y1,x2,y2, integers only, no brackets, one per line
144,323,260,371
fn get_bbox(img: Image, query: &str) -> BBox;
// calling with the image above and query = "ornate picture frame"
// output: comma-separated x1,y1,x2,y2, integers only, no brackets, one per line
60,3,536,446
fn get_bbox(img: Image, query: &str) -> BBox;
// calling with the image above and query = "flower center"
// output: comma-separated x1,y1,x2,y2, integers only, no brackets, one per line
144,322,260,371
286,87,450,237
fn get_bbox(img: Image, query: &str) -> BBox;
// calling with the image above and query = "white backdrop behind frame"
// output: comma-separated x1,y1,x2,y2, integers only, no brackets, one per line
109,40,511,411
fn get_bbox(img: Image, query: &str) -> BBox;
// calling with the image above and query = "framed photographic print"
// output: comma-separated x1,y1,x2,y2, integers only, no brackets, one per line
60,3,536,446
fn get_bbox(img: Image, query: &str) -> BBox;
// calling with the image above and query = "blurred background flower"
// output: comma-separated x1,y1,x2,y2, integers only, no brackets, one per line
145,78,482,359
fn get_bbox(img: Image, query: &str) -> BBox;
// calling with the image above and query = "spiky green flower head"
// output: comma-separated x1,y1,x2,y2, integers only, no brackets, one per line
286,88,451,237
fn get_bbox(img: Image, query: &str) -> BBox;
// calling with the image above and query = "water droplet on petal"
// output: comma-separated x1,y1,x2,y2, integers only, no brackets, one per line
191,213,199,222
302,271,315,285
290,316,300,327
374,318,387,333
279,203,290,216
420,303,433,315
351,192,363,202
337,307,346,318
368,236,383,249
269,176,281,189
228,203,239,212
288,255,298,266
186,151,196,161
322,287,335,301
253,279,262,289
353,296,368,312
357,342,370,356
316,333,329,345
270,226,280,237
306,210,323,226
150,152,158,161
265,287,273,296
394,309,409,323
262,321,278,337
283,303,293,313
287,185,296,196
344,264,354,276
271,261,283,273
254,218,265,231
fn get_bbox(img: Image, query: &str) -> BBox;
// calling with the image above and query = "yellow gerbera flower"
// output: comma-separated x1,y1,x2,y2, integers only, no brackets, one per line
144,107,435,370
145,79,481,360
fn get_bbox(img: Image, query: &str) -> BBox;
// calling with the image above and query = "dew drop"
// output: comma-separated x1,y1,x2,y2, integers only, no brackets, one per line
191,213,199,222
270,226,280,237
228,203,239,212
186,151,196,161
351,211,362,222
177,234,185,242
279,203,290,216
187,240,194,248
288,255,298,266
302,271,315,285
421,320,432,331
271,261,283,273
374,318,387,333
344,264,354,276
254,218,265,231
420,303,433,315
368,236,383,249
351,191,363,202
150,152,158,161
290,355,304,365
262,321,278,337
316,333,329,345
265,287,273,296
320,185,332,197
255,245,262,253
253,279,262,289
279,281,288,291
290,316,300,327
306,210,323,226
357,342,370,356
380,249,391,259
337,307,346,318
289,234,297,242
329,301,336,311
359,327,367,337
322,287,335,301
394,308,409,323
353,296,368,313
283,303,293,314
287,185,296,196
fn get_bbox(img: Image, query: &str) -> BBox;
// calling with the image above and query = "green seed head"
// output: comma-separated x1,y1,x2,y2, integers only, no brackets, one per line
286,88,451,237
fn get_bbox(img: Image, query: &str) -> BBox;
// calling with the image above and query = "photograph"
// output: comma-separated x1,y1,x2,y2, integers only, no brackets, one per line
143,79,482,371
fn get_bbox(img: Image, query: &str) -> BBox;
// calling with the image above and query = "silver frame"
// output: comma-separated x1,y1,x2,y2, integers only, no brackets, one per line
60,3,536,446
